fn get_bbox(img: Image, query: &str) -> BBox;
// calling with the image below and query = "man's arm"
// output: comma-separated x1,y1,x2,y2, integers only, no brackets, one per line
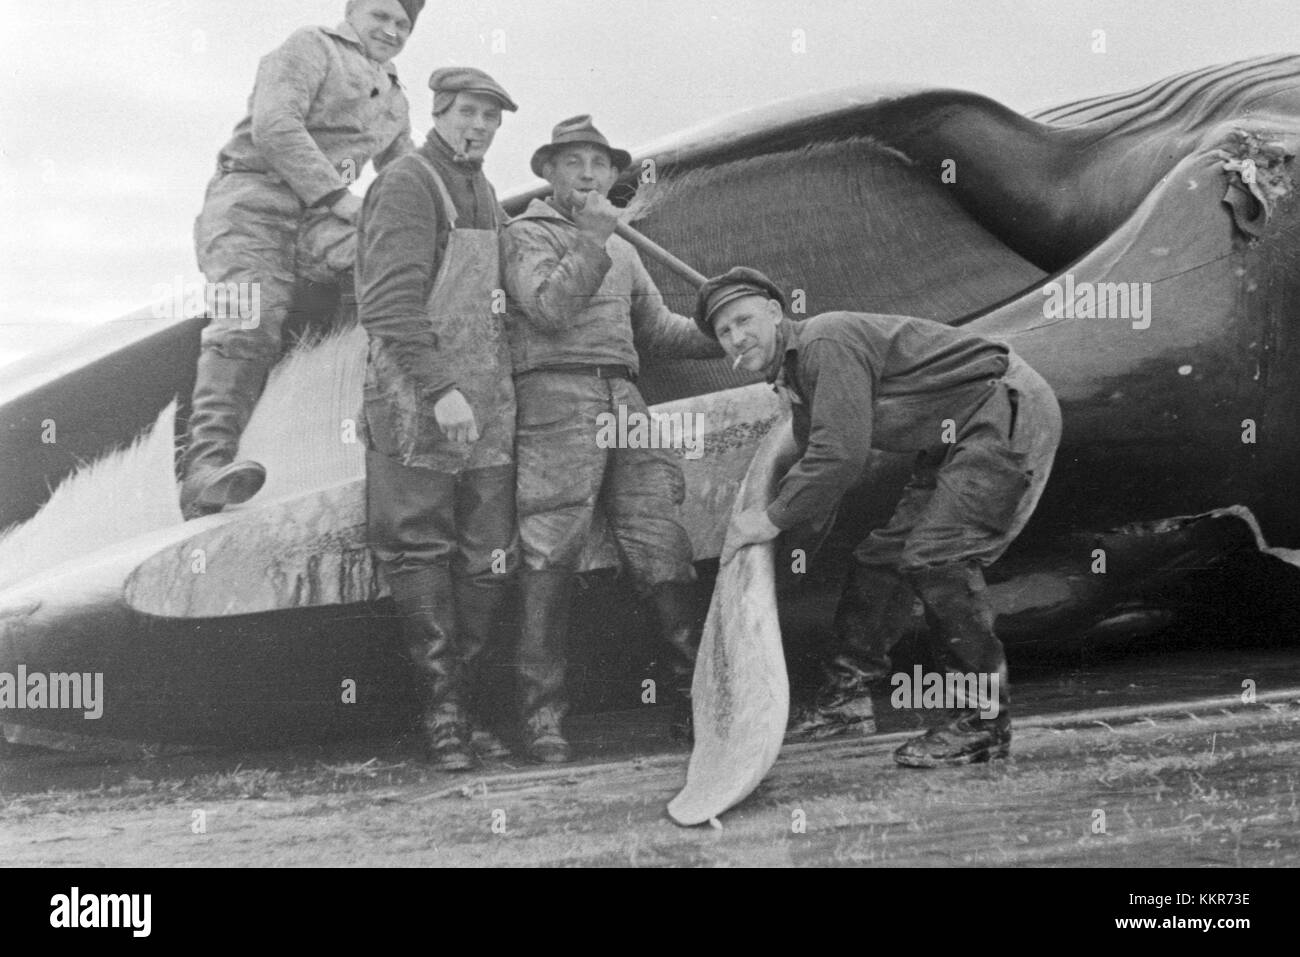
503,219,613,334
628,252,725,360
356,159,456,402
764,339,876,530
250,29,350,207
372,113,416,173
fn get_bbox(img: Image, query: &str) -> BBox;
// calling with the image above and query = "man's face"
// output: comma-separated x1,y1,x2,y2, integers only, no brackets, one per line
712,295,784,373
433,92,504,162
543,145,618,216
346,0,413,63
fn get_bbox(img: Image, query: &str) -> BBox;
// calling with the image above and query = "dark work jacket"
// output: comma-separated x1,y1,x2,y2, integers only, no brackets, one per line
765,312,1010,531
357,129,506,401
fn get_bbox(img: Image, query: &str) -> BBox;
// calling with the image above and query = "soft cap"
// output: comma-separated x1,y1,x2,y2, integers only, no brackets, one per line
428,66,519,113
694,266,787,340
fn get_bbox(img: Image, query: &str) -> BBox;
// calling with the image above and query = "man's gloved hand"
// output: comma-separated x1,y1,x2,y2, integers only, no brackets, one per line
433,389,479,445
330,192,364,225
571,191,619,244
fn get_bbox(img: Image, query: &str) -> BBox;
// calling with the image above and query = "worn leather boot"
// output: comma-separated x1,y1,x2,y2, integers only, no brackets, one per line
651,581,702,743
518,568,574,763
179,348,271,520
893,711,1011,767
894,562,1012,767
389,567,477,771
455,575,511,759
786,564,917,741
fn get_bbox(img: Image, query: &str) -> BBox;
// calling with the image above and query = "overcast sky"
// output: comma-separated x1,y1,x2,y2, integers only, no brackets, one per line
1,0,1296,369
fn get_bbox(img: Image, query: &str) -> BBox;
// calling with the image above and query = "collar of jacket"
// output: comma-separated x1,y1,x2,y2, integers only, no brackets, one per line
425,128,485,170
514,196,576,225
765,317,798,388
324,21,401,80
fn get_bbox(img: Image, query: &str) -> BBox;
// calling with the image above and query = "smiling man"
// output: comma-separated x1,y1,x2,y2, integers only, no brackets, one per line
181,0,423,520
502,116,724,762
356,67,520,771
699,267,1062,767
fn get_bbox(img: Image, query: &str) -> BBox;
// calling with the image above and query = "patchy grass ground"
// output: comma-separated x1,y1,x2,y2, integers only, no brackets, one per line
3,696,1298,867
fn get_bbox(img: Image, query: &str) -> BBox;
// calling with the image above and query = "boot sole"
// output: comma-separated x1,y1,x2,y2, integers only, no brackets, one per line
893,742,1011,768
471,732,513,759
784,716,877,743
430,750,480,771
186,462,267,516
526,745,573,764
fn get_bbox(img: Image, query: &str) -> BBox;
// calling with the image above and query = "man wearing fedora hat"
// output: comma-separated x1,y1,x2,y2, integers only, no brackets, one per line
698,267,1061,768
182,0,426,521
502,115,724,763
356,66,520,770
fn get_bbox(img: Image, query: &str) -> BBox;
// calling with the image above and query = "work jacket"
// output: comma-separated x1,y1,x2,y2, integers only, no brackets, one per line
214,22,413,208
503,199,722,374
765,313,1011,530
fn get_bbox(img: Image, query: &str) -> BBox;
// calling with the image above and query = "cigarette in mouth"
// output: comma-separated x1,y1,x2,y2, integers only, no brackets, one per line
732,353,745,370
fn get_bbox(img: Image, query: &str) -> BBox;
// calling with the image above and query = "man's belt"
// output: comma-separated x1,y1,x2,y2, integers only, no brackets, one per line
516,363,637,382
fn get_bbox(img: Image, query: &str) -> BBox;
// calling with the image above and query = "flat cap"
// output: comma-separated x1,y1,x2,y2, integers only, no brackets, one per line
397,0,426,25
695,266,787,340
428,66,518,112
531,115,632,178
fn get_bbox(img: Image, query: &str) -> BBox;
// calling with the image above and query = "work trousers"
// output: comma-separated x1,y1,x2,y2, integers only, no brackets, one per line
366,450,518,583
514,371,696,590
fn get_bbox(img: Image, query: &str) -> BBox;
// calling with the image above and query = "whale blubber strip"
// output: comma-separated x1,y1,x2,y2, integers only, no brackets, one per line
668,415,799,826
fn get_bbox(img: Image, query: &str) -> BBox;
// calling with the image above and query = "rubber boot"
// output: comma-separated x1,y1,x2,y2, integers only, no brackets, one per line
455,576,511,759
517,568,574,763
893,562,1012,767
786,564,917,741
650,581,703,743
179,348,271,520
389,566,477,771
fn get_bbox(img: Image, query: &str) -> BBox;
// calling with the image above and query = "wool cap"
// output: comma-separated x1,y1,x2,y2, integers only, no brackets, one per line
397,0,425,25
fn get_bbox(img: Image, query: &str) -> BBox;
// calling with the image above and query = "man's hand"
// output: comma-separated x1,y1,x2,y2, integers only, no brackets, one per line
571,191,619,244
433,389,479,445
330,192,363,225
720,508,781,566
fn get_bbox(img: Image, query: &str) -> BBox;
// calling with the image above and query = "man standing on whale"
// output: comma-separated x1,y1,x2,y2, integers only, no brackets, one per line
702,267,1061,767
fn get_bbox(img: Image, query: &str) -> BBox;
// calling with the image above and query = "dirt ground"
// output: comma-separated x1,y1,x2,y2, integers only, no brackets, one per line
3,648,1299,868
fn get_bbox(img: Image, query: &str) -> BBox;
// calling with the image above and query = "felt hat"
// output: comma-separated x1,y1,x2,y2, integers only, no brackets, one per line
530,115,632,178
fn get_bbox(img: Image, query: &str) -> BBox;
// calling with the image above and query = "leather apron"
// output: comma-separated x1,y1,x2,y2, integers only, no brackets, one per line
363,159,515,473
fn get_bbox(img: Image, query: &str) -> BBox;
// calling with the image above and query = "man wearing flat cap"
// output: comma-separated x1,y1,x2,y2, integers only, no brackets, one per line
356,65,520,770
182,0,426,521
700,267,1061,767
502,115,725,763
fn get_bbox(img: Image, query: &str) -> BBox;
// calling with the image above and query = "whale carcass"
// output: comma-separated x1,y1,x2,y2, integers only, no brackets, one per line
2,56,1300,751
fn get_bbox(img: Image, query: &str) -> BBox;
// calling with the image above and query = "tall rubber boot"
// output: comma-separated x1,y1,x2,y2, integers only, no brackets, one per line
894,561,1012,767
179,348,271,520
388,566,476,771
650,581,703,742
454,576,511,758
786,564,917,741
517,568,575,763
